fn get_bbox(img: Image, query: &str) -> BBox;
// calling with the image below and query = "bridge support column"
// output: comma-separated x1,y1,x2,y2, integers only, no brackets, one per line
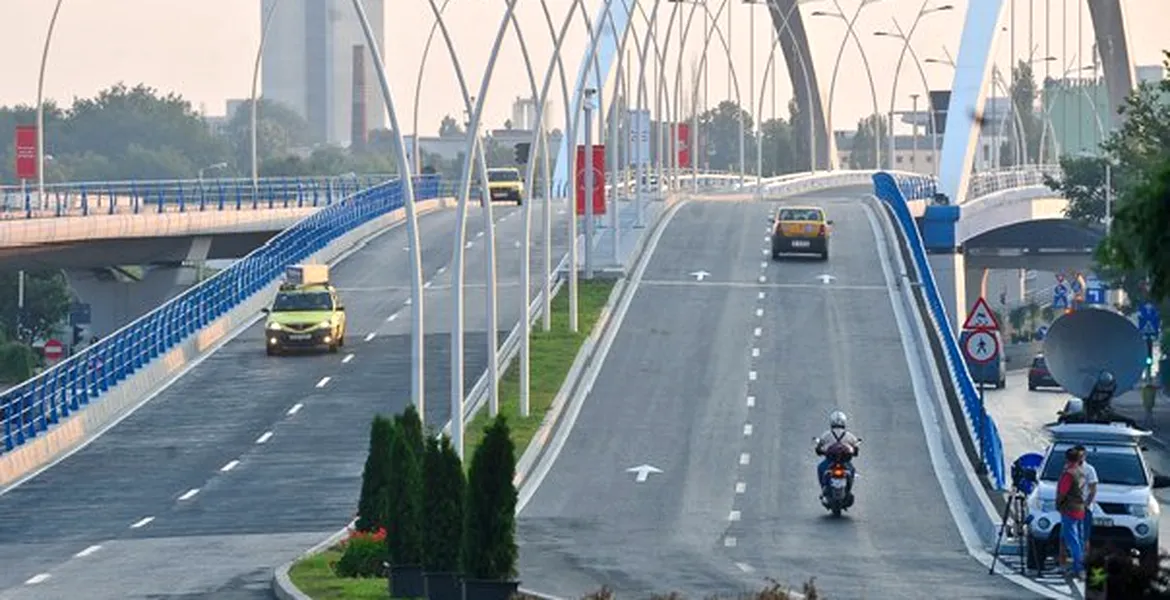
921,204,967,333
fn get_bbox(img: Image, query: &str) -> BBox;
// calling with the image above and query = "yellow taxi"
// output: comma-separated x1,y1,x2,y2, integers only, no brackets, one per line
771,205,832,261
486,167,524,205
263,265,347,355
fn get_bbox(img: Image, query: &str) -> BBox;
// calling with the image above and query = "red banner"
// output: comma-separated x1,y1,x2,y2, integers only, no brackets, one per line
676,123,691,168
14,125,37,180
575,144,606,216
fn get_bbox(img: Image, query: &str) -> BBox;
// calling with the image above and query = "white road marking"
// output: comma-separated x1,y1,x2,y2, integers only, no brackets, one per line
743,423,753,436
752,348,760,357
748,371,757,381
476,231,484,239
761,249,768,256
746,395,756,407
736,562,755,573
316,376,332,388
758,275,767,283
24,574,50,585
755,308,763,317
424,280,433,289
466,241,474,248
220,460,240,472
178,488,200,500
729,510,741,522
758,291,765,300
760,261,767,269
739,453,751,465
641,279,888,291
342,353,355,363
364,332,376,342
130,517,155,529
404,297,412,305
287,403,303,416
513,240,522,248
724,536,738,547
75,545,102,558
387,312,399,322
255,431,274,444
736,482,747,494
436,266,447,274
753,327,762,337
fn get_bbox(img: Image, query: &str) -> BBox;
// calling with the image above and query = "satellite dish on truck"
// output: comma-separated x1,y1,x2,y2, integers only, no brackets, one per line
1043,307,1145,399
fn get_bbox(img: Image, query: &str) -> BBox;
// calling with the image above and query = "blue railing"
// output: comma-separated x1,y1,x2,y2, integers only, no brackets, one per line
0,174,397,219
0,175,444,454
873,171,1007,490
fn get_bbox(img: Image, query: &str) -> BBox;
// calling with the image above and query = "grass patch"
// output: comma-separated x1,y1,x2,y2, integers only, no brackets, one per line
463,278,616,461
287,549,388,600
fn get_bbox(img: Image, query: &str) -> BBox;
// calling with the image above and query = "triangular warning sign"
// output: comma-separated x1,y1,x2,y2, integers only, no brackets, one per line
962,297,1000,331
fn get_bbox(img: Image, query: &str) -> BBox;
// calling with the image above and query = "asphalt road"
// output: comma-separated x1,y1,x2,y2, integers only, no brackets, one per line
516,196,1035,599
0,199,571,599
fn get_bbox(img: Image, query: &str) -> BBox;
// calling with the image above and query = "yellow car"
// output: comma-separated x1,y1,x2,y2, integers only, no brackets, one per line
771,205,832,261
486,167,524,205
263,266,347,355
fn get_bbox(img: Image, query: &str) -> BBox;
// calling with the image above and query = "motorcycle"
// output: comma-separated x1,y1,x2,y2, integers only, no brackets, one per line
813,437,860,517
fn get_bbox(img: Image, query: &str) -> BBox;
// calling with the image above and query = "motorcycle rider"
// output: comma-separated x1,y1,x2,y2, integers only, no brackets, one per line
814,410,861,498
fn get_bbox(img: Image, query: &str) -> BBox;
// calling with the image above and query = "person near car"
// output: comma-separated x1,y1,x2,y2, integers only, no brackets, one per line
1061,445,1099,565
1056,446,1087,579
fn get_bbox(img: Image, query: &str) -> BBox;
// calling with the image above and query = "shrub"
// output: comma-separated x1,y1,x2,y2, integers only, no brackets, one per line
1085,547,1170,598
0,341,37,383
334,527,388,578
423,433,465,572
384,415,424,566
396,404,425,457
355,415,395,532
463,414,518,580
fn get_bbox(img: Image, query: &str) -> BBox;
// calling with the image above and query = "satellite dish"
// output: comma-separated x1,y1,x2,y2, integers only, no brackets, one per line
1043,307,1146,399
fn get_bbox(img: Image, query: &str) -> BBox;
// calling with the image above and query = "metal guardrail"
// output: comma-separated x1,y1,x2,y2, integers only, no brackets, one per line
0,174,398,219
873,170,1008,490
966,165,1061,201
0,175,445,454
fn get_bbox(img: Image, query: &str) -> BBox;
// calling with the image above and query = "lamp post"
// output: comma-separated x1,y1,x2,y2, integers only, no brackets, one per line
811,1,882,170
36,0,65,211
873,2,952,172
252,0,279,201
583,87,597,280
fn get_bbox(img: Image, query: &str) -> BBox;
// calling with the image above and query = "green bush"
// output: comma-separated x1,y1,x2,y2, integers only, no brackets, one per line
395,404,425,458
0,341,37,383
334,529,388,578
423,433,465,573
463,414,518,581
355,415,395,533
384,413,424,567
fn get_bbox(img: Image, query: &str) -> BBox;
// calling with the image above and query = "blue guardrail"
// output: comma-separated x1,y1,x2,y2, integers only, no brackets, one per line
872,171,1007,490
0,174,398,218
0,175,443,454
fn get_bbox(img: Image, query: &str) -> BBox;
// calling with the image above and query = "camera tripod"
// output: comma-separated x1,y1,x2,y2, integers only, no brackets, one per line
989,487,1046,576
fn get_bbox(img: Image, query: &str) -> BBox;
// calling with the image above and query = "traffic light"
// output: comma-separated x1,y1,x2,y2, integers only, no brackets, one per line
513,142,531,165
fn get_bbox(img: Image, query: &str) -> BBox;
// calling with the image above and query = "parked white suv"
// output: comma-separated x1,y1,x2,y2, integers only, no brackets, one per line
1024,423,1170,569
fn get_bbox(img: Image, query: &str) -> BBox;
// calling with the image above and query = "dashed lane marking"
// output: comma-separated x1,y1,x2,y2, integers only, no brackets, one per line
342,353,355,364
220,460,240,472
747,396,756,407
739,453,751,466
129,517,155,529
24,574,50,585
364,332,376,342
75,545,102,558
755,308,763,317
256,431,273,444
724,536,738,548
752,348,760,357
736,562,755,573
287,403,304,416
743,424,753,436
316,376,331,388
753,327,762,337
178,488,200,501
748,371,757,381
736,482,746,494
387,312,399,322
729,510,741,522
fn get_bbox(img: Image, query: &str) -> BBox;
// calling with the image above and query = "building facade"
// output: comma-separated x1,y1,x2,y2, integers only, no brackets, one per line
260,0,386,147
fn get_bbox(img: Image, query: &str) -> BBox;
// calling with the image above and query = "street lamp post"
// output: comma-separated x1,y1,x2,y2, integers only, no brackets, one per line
812,0,882,170
583,88,597,280
252,0,279,201
36,0,65,211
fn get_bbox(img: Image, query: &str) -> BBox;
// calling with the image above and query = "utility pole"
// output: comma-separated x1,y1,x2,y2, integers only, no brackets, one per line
584,88,596,280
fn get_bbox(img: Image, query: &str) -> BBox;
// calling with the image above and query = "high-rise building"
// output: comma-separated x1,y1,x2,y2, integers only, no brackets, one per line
260,0,386,147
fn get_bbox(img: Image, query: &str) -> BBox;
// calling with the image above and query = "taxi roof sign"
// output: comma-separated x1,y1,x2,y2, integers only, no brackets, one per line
962,297,1001,331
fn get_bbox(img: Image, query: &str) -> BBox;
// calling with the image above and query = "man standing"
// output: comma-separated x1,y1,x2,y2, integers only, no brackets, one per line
1076,445,1098,556
1056,446,1087,580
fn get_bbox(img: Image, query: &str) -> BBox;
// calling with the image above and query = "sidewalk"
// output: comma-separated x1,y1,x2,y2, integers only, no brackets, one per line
570,195,667,274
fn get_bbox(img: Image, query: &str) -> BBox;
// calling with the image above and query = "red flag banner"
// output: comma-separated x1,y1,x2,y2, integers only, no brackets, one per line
676,123,691,168
575,144,607,215
14,125,37,180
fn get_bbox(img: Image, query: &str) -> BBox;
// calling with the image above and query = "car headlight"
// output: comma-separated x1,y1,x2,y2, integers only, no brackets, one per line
1128,503,1151,518
1038,499,1056,513
267,322,282,331
316,321,332,329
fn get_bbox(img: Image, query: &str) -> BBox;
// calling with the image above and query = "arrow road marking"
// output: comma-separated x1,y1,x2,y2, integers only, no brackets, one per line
690,270,711,281
626,464,663,482
816,274,836,284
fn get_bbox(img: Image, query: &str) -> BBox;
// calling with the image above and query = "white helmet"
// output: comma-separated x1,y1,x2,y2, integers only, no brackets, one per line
830,410,848,429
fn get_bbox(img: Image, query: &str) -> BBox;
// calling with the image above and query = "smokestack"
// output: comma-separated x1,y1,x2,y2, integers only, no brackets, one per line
351,44,367,150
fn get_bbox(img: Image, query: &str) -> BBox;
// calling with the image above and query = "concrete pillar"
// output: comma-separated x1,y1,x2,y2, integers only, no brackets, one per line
920,204,966,333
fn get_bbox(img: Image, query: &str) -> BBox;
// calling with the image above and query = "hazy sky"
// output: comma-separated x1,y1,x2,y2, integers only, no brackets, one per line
0,0,1165,139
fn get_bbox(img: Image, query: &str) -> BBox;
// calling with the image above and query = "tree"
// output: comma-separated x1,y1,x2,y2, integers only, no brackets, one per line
463,414,518,581
395,404,425,456
1044,153,1117,225
1001,61,1044,166
225,98,316,170
788,98,812,172
758,118,796,176
0,270,71,343
423,433,466,573
384,417,424,567
698,100,752,172
355,415,395,532
439,115,464,137
848,113,888,170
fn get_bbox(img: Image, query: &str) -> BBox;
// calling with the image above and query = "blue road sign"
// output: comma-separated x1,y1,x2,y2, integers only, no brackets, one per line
1085,286,1106,305
1036,325,1049,340
1053,294,1069,310
1071,278,1083,295
1138,302,1160,340
1053,284,1069,309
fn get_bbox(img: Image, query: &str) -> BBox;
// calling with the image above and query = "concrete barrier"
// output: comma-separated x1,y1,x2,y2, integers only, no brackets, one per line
0,198,452,494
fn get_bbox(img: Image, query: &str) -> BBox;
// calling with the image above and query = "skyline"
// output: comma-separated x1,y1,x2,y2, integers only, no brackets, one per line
0,1,1165,140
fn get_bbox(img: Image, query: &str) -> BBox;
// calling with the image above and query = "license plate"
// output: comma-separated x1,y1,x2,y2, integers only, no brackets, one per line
830,477,847,489
791,240,810,248
288,334,311,341
1093,518,1113,527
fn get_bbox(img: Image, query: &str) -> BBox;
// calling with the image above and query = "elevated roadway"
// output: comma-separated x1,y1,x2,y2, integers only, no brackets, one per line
516,190,1036,598
0,202,571,598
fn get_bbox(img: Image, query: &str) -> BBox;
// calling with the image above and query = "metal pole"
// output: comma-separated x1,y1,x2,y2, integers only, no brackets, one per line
36,0,65,211
348,0,425,423
252,0,279,200
750,4,758,190
584,90,595,280
1105,161,1112,234
17,270,25,342
911,93,919,173
413,0,455,176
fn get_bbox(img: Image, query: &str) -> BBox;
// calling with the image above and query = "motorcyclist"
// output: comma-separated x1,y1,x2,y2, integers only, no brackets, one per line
814,410,861,497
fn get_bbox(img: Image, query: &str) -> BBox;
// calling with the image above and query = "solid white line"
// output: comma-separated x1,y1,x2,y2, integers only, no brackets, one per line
75,545,102,558
364,332,376,342
746,395,756,407
736,562,755,573
640,279,887,291
287,403,303,416
748,371,757,381
315,376,331,388
178,488,200,501
24,574,50,585
735,482,747,494
751,347,760,357
255,431,273,444
739,453,751,465
743,423,753,436
342,353,354,363
130,517,154,529
724,536,738,547
753,327,762,337
220,460,239,472
387,312,399,322
755,308,764,317
729,510,741,522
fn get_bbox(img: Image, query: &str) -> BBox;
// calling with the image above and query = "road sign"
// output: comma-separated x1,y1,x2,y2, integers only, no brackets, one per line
1055,273,1066,284
1085,284,1106,305
962,297,1001,330
963,329,1000,364
1036,325,1049,340
14,125,37,180
1071,275,1084,295
1138,302,1161,341
1052,293,1069,310
43,339,64,362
